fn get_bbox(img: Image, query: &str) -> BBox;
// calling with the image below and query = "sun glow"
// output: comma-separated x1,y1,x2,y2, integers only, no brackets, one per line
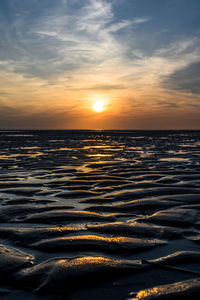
93,100,105,112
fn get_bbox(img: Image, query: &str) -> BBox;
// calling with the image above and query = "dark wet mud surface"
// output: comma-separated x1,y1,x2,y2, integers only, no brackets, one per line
0,130,200,299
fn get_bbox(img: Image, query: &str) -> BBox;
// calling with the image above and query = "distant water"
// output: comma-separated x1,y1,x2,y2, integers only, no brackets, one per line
0,130,200,299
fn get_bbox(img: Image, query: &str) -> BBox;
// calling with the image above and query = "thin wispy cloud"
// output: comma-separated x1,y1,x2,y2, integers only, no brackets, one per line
0,0,150,81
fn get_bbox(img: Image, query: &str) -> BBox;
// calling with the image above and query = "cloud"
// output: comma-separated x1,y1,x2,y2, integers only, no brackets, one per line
163,61,200,94
3,0,197,88
0,0,150,82
0,1,112,79
75,84,126,91
0,0,200,130
132,17,150,25
0,102,80,129
108,17,150,33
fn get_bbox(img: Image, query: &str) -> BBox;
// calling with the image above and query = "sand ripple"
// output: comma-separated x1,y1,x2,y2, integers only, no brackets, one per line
0,130,200,299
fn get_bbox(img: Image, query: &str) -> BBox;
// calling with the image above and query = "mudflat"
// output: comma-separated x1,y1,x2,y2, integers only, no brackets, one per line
0,130,200,300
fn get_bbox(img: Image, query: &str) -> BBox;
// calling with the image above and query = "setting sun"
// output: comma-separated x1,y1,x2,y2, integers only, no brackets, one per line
93,100,105,112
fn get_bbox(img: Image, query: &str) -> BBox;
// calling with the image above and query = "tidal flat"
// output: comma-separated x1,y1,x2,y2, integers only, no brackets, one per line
0,130,200,299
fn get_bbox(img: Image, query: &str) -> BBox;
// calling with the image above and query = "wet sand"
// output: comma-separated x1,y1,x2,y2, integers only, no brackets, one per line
0,130,200,299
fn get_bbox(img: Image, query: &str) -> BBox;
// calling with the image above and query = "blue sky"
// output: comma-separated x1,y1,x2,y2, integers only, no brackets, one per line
0,0,200,129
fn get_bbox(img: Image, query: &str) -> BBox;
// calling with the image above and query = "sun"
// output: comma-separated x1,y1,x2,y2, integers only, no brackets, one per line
93,100,105,112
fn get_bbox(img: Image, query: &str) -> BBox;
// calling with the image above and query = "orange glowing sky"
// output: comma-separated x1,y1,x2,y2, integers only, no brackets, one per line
0,0,200,129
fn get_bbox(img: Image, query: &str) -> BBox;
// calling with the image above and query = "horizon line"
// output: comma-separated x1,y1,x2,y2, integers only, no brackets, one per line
0,128,200,131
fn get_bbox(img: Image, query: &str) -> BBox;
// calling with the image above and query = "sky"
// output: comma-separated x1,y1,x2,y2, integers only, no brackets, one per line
0,0,200,129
